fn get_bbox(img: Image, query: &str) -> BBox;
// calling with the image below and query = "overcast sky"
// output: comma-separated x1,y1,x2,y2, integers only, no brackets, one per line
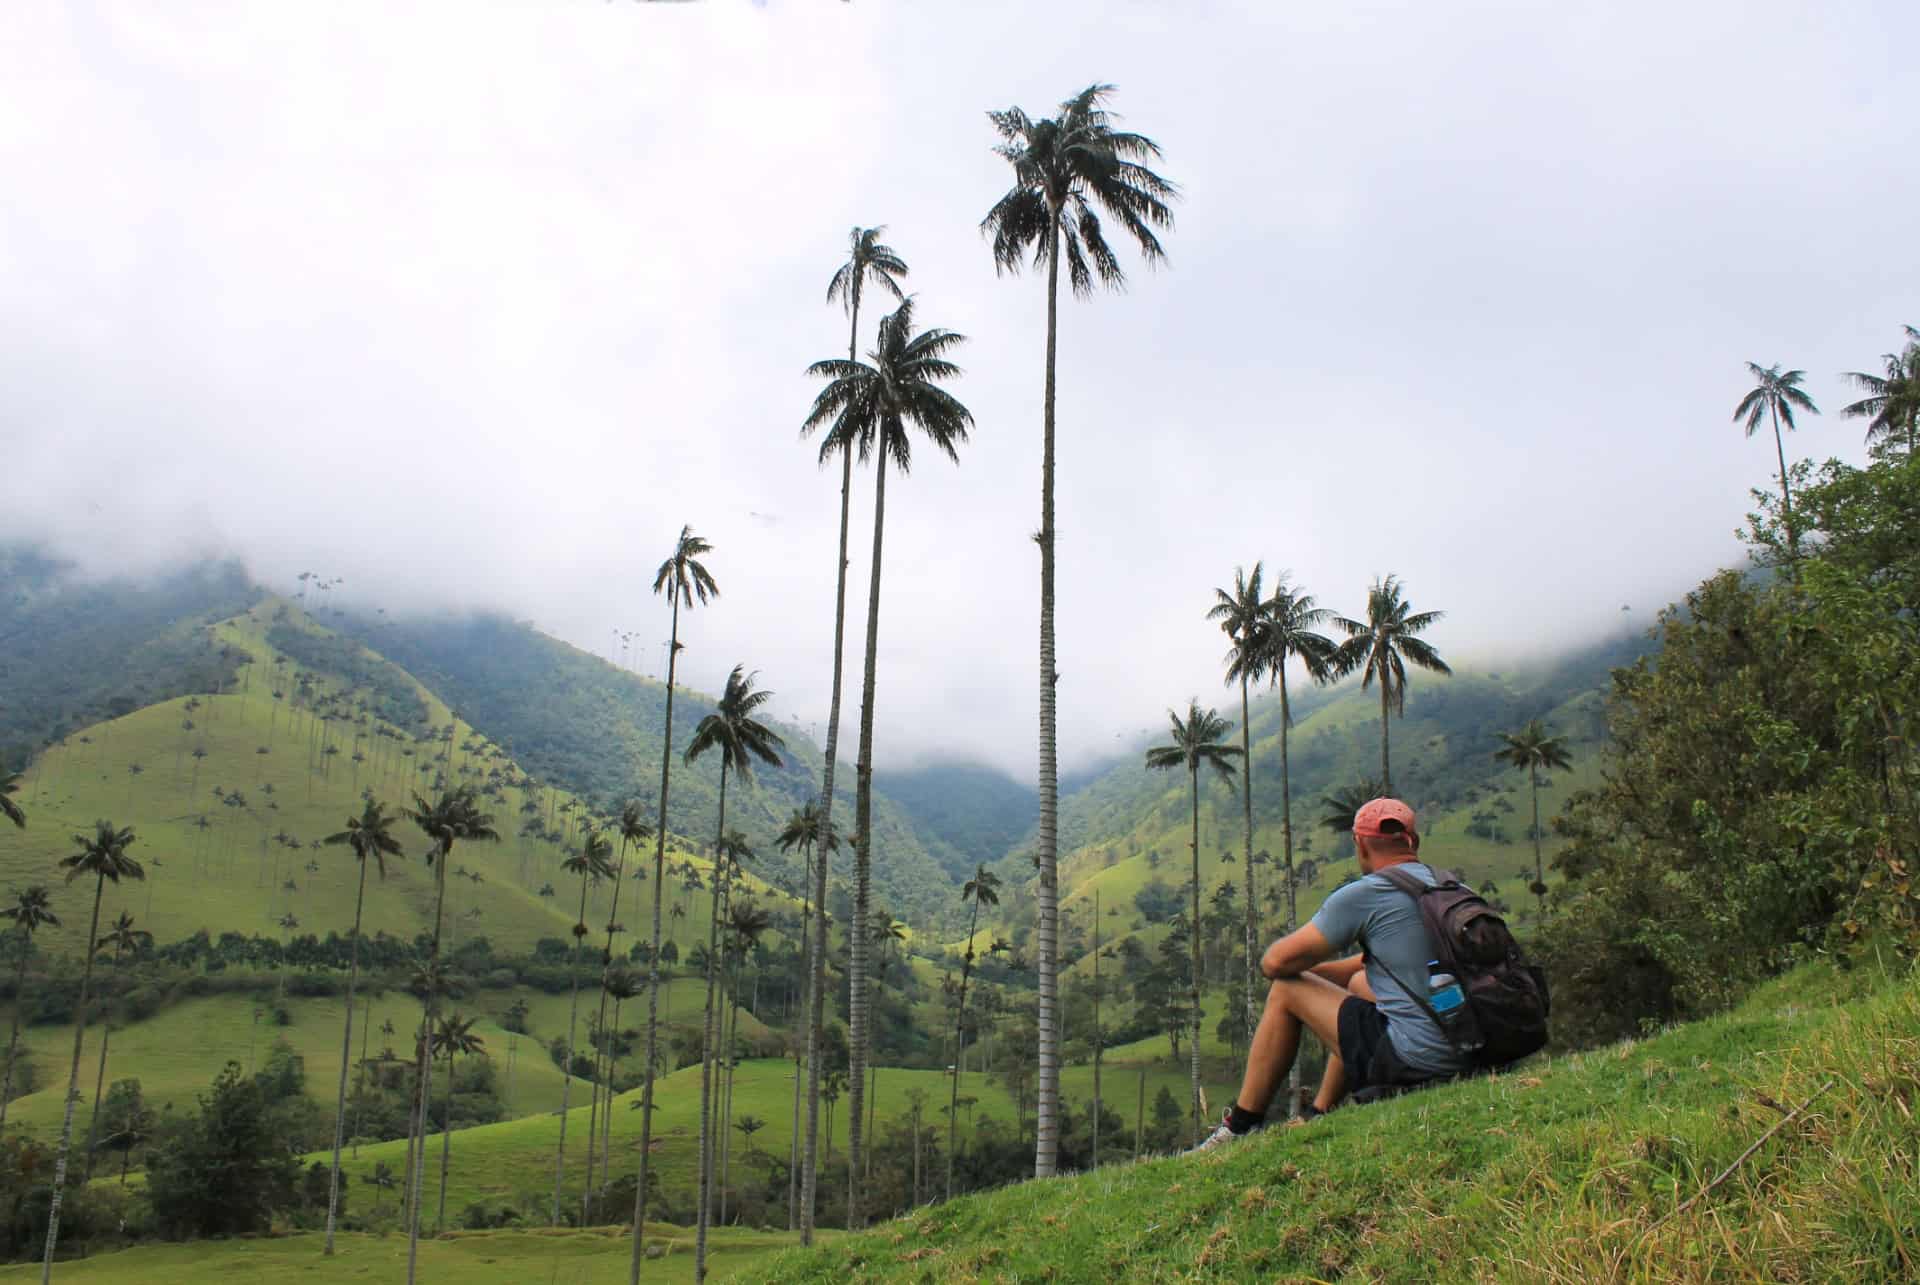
4,1,1915,776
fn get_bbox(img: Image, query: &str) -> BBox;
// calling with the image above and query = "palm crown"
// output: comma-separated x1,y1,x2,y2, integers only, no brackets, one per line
324,799,405,879
1263,576,1340,691
617,800,652,849
982,83,1177,296
686,667,786,784
1733,362,1820,439
563,831,617,885
777,800,838,858
98,911,153,959
0,772,25,829
1,887,59,937
1494,720,1573,777
826,227,907,323
1207,564,1270,687
961,865,1002,910
1334,577,1450,713
1841,326,1919,450
802,298,973,474
1144,702,1243,783
405,788,499,866
653,526,718,612
432,1013,485,1060
61,821,145,888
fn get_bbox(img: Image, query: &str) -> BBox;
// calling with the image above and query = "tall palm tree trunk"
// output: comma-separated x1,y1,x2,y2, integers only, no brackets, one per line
1237,675,1257,1041
629,600,680,1285
847,449,893,1229
1770,403,1798,558
324,853,371,1253
787,851,811,1231
436,1047,454,1232
0,951,28,1130
40,874,105,1283
585,836,632,1224
1379,682,1392,791
1530,765,1545,918
83,950,122,1181
1185,766,1203,1142
554,866,592,1224
695,766,730,1281
405,853,452,1285
1278,668,1300,1118
946,904,979,1202
1033,213,1063,1179
603,994,623,1178
803,287,863,1247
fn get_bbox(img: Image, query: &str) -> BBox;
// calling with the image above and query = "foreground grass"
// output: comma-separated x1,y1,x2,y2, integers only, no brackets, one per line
763,959,1920,1282
0,1226,796,1283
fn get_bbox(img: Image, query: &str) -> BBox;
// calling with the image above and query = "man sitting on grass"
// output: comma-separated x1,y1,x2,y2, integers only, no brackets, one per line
1191,797,1469,1151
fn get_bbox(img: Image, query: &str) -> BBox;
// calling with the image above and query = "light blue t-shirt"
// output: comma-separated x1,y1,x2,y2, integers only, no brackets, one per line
1309,861,1468,1076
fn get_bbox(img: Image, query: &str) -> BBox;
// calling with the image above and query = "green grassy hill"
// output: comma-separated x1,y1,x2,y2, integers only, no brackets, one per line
0,1225,799,1284
337,610,965,926
761,956,1920,1282
0,600,812,1143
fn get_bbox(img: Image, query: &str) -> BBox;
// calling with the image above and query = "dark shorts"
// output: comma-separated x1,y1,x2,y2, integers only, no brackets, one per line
1337,996,1432,1091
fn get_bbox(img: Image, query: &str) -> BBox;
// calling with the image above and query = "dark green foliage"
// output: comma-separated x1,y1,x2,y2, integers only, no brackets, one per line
264,619,427,729
869,761,1036,881
0,551,256,769
145,1061,302,1238
1542,451,1920,1044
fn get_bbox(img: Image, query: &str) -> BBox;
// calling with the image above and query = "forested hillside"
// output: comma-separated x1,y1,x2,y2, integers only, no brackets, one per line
0,553,260,771
336,611,964,926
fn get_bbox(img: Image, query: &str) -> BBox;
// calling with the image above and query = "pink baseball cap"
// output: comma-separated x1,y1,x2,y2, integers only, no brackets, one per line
1353,797,1418,839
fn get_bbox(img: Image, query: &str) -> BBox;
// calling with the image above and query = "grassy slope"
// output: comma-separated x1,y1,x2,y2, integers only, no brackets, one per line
309,1054,1202,1221
0,602,801,1137
0,1226,797,1284
762,959,1920,1282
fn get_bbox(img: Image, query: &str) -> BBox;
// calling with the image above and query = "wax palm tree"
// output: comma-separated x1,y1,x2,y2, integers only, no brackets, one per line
803,296,971,1216
1144,704,1241,1140
0,771,26,829
1320,778,1387,834
83,911,150,1181
400,787,496,1283
555,829,615,1224
598,966,640,1199
320,798,403,1254
1732,362,1821,558
584,801,649,1222
775,799,834,1232
982,82,1176,1178
631,525,716,1283
685,670,782,1279
796,228,904,1246
43,820,145,1281
0,886,57,1131
1333,577,1450,791
1206,563,1270,1039
947,864,1000,1201
431,1012,485,1233
718,898,769,1226
1841,326,1920,456
1261,576,1339,933
1494,720,1574,916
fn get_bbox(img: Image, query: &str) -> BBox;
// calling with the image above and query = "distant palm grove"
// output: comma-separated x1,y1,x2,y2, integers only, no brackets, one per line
2,69,1918,1285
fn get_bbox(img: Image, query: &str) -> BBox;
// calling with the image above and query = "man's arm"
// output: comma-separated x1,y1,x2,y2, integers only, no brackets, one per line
1308,954,1366,987
1259,922,1338,979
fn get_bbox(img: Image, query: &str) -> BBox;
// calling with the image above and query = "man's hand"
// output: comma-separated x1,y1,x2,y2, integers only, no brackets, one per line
1260,922,1336,980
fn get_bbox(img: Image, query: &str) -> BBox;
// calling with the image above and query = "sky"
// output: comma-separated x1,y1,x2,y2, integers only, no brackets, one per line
3,1,1916,777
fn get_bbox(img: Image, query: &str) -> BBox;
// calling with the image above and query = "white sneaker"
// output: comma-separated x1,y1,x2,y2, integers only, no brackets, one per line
1185,1113,1244,1155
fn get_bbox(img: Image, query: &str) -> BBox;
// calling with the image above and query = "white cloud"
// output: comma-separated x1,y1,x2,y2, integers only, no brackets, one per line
4,0,1915,776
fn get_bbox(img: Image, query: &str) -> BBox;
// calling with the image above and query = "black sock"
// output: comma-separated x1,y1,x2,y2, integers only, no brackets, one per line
1226,1103,1266,1135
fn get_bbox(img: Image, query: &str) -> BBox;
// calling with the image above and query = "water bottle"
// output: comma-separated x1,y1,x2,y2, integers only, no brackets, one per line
1428,956,1466,1037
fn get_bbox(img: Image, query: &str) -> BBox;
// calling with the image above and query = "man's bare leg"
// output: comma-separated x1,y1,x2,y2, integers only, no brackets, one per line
1303,971,1378,1116
1233,974,1350,1119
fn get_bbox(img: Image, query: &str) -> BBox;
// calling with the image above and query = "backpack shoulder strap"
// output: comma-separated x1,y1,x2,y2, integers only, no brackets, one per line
1374,864,1432,898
